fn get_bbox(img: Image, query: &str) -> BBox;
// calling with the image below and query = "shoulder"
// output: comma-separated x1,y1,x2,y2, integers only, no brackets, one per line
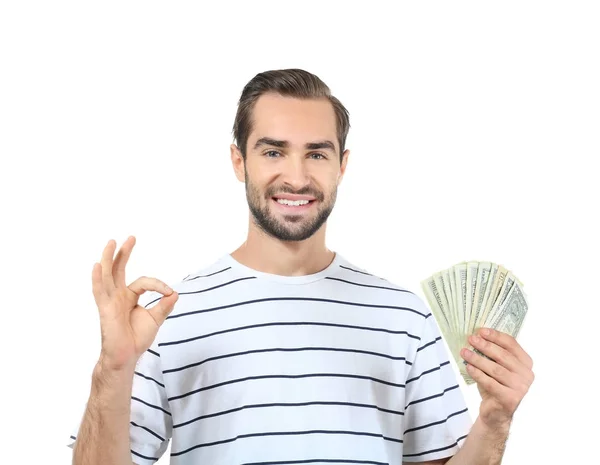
137,254,236,309
333,254,431,318
179,254,236,284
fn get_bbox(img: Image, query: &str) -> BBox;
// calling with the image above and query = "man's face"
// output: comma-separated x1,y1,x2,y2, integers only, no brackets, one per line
232,93,349,242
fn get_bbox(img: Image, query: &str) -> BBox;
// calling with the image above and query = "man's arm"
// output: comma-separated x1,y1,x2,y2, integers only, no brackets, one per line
72,357,136,465
448,415,510,464
404,418,507,465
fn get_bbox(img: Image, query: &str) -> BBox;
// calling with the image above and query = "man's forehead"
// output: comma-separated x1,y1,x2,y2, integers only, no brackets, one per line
249,95,338,152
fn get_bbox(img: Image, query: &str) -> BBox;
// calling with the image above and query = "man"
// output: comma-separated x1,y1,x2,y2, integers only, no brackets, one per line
68,68,534,464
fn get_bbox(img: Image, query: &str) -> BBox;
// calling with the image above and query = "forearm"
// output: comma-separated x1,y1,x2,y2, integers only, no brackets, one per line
446,417,510,465
72,358,136,465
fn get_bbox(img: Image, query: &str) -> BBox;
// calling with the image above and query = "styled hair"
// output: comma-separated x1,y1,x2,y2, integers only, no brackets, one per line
232,68,350,163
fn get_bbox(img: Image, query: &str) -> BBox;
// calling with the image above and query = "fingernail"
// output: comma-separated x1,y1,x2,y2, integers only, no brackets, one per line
165,285,172,293
481,328,491,336
471,335,481,344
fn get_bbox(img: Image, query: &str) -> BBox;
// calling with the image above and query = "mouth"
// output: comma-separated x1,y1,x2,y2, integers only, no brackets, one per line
271,196,317,212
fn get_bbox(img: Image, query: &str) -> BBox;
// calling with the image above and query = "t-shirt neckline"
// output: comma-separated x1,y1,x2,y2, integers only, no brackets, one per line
222,251,342,285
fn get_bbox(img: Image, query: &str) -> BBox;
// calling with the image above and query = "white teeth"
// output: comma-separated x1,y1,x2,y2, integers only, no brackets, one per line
276,199,310,206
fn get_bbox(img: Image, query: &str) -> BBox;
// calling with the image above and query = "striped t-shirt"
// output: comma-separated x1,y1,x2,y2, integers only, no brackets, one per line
67,252,472,464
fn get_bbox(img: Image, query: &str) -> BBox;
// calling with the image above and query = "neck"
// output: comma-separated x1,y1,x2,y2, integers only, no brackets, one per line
230,219,334,277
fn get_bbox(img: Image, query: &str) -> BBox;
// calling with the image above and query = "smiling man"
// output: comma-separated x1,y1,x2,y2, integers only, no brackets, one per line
68,68,533,465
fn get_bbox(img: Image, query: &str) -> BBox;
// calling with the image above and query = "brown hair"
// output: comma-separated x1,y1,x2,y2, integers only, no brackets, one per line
232,68,350,163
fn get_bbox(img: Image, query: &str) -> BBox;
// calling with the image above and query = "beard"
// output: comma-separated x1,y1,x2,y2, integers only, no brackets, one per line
244,168,337,242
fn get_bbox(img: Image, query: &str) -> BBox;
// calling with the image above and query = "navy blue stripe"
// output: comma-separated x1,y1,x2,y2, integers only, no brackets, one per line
168,373,405,402
131,420,165,442
131,395,172,416
147,348,160,357
404,407,469,434
159,321,420,348
174,400,404,429
164,346,411,374
406,361,451,384
325,276,413,293
403,433,468,458
339,265,373,276
72,424,166,446
171,430,403,457
134,370,164,388
165,297,428,321
405,384,459,409
184,266,232,281
131,448,159,460
242,459,389,465
146,277,255,307
180,276,256,295
71,436,161,461
416,336,442,352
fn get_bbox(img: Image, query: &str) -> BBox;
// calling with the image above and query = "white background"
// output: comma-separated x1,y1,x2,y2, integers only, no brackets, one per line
1,1,598,464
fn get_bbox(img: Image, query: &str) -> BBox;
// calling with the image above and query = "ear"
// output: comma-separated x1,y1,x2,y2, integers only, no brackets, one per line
230,144,246,183
337,149,350,185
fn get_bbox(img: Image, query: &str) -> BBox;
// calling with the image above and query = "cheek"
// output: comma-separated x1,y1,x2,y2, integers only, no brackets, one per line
322,174,340,193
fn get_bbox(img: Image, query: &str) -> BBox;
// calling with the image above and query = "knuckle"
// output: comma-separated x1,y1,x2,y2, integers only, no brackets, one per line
493,348,505,363
501,348,514,365
481,376,494,390
527,355,534,369
491,363,504,380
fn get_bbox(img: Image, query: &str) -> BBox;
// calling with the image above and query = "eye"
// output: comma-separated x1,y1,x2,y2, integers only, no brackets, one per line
264,150,281,158
310,153,327,160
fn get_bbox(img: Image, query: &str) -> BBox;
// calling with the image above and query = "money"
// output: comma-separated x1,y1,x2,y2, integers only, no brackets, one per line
421,261,528,385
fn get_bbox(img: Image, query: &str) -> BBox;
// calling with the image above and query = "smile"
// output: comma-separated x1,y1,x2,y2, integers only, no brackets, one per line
271,197,316,212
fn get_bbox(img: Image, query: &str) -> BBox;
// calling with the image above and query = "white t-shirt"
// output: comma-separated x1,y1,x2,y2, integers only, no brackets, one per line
67,252,472,464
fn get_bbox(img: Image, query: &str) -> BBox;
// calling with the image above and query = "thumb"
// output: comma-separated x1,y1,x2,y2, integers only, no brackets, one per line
147,291,179,327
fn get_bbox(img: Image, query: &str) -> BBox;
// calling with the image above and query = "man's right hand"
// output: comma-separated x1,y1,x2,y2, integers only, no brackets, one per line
92,236,179,372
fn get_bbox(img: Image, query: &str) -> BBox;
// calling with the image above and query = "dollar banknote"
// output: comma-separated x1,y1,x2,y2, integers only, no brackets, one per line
421,261,528,385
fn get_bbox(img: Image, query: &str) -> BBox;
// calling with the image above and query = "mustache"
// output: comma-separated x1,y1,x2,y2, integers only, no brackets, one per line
266,186,325,201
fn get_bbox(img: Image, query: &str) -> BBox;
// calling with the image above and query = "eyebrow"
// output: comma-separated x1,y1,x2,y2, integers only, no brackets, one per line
253,137,336,152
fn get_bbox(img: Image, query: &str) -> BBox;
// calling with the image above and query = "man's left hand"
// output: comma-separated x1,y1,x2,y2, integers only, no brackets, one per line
460,328,534,431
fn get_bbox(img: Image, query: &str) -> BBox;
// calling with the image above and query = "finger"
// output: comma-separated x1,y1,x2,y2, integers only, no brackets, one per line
100,239,117,295
465,362,512,399
478,328,533,370
128,276,174,298
469,334,532,382
461,347,521,389
113,236,135,289
147,292,179,327
91,262,106,307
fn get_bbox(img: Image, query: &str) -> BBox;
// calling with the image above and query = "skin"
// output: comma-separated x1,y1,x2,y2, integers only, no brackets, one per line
228,92,534,464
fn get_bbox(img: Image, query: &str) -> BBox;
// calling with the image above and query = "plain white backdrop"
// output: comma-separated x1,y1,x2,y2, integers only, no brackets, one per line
1,1,598,463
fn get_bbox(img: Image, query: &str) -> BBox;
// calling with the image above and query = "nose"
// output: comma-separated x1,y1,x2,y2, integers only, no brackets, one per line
280,155,311,191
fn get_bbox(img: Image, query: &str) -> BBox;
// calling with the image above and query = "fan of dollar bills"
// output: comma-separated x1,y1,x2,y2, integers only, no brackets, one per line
421,262,529,385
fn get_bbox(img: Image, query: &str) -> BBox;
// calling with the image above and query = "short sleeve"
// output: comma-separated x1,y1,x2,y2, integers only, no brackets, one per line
402,312,473,462
67,293,173,465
